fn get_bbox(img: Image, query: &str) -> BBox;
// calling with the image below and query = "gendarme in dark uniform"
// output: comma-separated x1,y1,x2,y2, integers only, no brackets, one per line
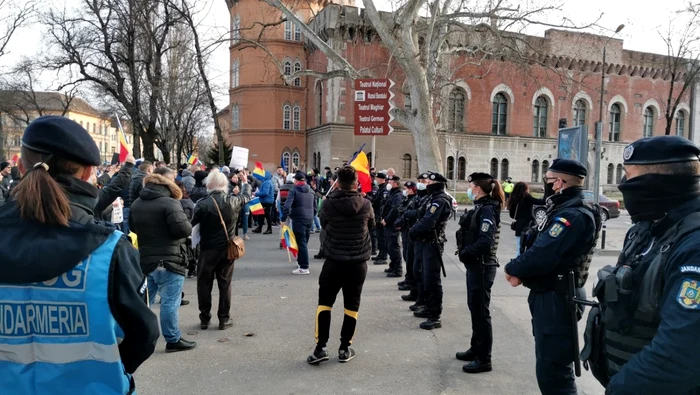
409,172,452,330
372,173,389,264
581,136,700,394
505,159,600,394
405,173,432,309
395,181,419,296
382,175,404,277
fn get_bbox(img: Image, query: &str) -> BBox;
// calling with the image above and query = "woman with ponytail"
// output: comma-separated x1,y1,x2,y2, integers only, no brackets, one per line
455,172,503,374
0,116,158,394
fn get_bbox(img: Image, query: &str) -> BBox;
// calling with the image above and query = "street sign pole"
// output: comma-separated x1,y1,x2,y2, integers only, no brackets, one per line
372,135,376,169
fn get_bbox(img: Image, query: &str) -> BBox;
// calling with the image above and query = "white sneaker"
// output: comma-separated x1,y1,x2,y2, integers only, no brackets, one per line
244,235,250,240
292,268,310,275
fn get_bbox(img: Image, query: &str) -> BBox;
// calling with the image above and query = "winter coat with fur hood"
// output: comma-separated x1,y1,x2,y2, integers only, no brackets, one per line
129,174,192,276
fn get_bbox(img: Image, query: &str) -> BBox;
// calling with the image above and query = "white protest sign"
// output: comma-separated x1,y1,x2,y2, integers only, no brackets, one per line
111,197,124,224
230,146,249,169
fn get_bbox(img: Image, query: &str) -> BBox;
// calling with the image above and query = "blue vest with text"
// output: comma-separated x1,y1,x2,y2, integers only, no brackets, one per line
0,230,132,395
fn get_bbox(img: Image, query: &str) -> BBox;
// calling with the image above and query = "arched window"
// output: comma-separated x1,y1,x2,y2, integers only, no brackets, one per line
616,164,623,184
607,163,614,184
457,157,466,180
293,61,301,87
402,154,412,179
531,160,540,182
541,160,549,178
501,158,509,180
232,59,240,88
609,104,622,142
446,156,454,180
317,152,321,169
573,99,587,126
533,96,548,137
643,107,654,138
294,21,301,41
283,105,291,130
447,88,465,132
284,61,291,77
317,82,323,126
232,16,240,43
292,106,301,130
490,158,498,178
313,153,317,170
676,110,686,137
284,21,292,40
492,93,507,135
231,104,240,130
292,152,300,168
282,151,291,170
93,123,97,134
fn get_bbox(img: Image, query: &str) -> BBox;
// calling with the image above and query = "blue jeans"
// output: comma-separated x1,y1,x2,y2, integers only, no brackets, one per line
515,236,521,257
242,205,250,235
147,267,185,344
122,207,130,234
312,216,321,232
292,220,312,269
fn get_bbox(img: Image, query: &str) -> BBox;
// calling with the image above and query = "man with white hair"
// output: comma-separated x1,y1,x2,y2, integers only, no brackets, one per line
191,172,251,330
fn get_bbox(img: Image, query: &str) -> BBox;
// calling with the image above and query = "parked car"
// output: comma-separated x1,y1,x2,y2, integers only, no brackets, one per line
533,190,621,226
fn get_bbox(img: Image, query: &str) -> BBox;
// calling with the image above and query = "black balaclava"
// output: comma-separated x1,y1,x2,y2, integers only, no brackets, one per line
618,174,700,222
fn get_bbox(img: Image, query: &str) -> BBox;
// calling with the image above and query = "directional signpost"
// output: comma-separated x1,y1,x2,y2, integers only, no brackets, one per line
354,78,395,169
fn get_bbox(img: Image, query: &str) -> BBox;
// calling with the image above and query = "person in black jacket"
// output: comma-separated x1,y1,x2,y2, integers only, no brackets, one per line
307,166,375,365
282,172,317,274
129,167,195,353
395,181,418,295
176,180,198,278
382,175,404,277
0,116,158,393
372,173,389,263
191,172,250,330
122,161,153,234
507,182,544,257
94,155,135,217
189,170,209,204
456,172,505,373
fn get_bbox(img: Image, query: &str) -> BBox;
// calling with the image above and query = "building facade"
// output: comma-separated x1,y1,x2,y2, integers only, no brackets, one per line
223,1,698,190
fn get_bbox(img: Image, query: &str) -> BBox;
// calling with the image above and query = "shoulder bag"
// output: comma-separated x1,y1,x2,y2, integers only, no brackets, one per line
212,196,246,260
510,203,519,231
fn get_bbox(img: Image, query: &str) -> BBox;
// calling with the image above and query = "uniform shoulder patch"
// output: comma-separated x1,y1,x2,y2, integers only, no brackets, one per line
555,217,571,227
548,223,565,238
429,204,437,214
677,278,700,309
680,266,700,275
481,221,490,233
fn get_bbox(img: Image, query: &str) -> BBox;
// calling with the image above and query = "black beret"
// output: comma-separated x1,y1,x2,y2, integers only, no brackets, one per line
623,135,700,165
468,172,493,183
376,173,387,179
294,171,306,180
417,172,430,180
0,162,9,172
22,116,101,166
548,158,587,178
428,172,447,183
388,175,400,182
404,181,417,189
194,170,208,182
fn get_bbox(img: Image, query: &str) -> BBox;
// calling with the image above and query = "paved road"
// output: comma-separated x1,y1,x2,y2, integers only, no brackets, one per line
134,218,622,395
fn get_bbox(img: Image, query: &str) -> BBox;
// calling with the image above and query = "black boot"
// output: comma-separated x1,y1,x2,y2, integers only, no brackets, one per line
219,319,233,330
374,259,388,265
386,270,402,278
413,308,431,318
398,283,412,291
401,291,417,301
419,318,442,330
462,357,492,373
409,303,424,312
165,338,197,353
456,349,476,361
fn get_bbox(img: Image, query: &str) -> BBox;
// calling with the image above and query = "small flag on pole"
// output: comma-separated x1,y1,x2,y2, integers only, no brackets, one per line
116,115,130,163
348,150,371,193
253,161,265,181
280,224,298,258
248,197,265,215
10,153,20,163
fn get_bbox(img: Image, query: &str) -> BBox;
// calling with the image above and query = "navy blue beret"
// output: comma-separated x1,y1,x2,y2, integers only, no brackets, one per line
428,172,448,183
404,181,416,188
388,175,400,182
376,173,387,179
549,158,587,178
623,135,700,165
22,116,101,166
418,172,430,180
468,172,493,183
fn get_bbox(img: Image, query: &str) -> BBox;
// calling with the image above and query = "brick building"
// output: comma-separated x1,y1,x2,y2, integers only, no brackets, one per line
223,0,698,189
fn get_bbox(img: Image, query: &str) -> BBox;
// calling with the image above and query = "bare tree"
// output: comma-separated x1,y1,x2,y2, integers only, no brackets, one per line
258,0,599,171
659,5,700,135
0,0,35,60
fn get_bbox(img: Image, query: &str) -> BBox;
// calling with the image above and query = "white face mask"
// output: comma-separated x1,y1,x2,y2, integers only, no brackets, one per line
402,190,408,197
416,183,426,191
386,184,392,191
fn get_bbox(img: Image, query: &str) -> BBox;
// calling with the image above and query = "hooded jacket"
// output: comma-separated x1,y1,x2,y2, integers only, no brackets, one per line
320,189,375,263
129,174,192,276
0,175,159,375
256,172,275,204
282,182,316,223
181,169,195,193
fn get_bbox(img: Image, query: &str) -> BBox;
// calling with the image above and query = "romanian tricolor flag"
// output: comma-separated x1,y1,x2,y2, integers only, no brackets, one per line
118,128,130,163
280,224,298,258
253,161,265,181
349,150,371,193
187,155,201,166
248,197,264,215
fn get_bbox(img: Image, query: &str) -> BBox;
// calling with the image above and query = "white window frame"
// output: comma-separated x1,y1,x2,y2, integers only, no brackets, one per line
283,105,291,130
284,21,292,40
232,59,240,88
293,106,300,130
293,61,301,86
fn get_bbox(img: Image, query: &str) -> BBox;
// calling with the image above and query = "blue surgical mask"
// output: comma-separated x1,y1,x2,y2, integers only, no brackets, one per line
402,190,408,197
416,183,427,191
467,188,475,201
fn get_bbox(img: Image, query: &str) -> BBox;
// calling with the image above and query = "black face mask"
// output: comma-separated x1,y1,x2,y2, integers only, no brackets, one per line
544,182,556,198
618,174,700,222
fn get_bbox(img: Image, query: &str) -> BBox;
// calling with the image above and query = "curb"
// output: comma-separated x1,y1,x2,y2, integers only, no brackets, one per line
595,249,621,256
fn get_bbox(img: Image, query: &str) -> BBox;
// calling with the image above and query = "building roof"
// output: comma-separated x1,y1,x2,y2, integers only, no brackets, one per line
0,90,109,119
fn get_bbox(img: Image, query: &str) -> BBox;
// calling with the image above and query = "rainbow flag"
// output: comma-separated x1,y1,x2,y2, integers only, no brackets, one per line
253,161,265,181
349,150,371,193
280,224,298,258
248,197,264,215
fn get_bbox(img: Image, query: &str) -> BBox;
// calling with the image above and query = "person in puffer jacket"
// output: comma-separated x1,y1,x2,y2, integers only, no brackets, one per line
252,171,275,234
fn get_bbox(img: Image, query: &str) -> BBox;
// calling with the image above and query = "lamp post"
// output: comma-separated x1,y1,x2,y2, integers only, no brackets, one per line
593,24,625,205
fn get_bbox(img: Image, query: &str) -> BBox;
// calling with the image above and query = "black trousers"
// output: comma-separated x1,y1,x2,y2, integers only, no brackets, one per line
529,290,578,395
370,227,377,253
385,227,402,272
315,259,368,350
419,241,443,319
413,242,424,303
466,264,497,361
375,222,387,259
255,203,273,232
401,229,415,286
197,248,234,323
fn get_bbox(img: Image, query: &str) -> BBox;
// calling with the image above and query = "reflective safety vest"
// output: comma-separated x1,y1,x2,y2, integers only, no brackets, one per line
0,231,132,395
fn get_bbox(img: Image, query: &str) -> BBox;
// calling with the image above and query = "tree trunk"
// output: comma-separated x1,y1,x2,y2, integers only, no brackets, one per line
140,132,156,161
666,115,673,135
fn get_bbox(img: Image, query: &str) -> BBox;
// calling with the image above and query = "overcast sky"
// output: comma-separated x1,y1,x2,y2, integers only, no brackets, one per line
1,0,686,108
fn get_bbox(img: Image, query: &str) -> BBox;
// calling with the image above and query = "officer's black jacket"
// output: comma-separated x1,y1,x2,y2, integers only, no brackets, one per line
372,183,387,215
505,187,595,280
459,196,500,261
0,175,159,375
606,198,700,395
382,188,404,225
409,183,452,239
395,193,417,228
